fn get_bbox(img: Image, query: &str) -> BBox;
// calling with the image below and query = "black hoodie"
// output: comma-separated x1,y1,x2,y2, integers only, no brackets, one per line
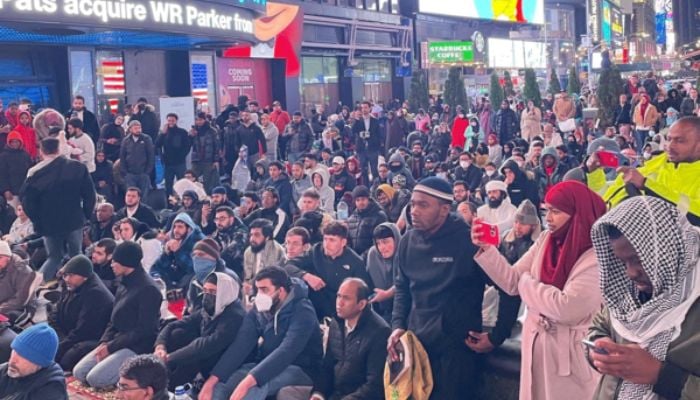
155,125,192,166
499,159,540,207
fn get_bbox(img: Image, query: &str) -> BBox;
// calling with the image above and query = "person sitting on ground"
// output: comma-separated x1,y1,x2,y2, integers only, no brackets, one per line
0,240,35,322
476,180,518,234
0,324,67,399
115,187,160,229
588,196,700,399
73,241,162,389
311,278,390,400
346,186,388,256
198,267,322,400
186,238,238,314
50,255,114,372
87,203,116,245
151,213,205,291
91,238,119,294
243,219,286,294
155,272,246,391
114,217,162,273
211,206,248,280
293,188,333,245
364,223,400,323
117,354,170,400
245,187,291,243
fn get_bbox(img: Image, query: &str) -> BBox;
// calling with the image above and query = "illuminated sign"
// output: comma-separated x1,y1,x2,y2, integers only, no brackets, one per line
418,0,544,25
0,0,262,42
488,38,546,69
590,0,600,43
428,41,474,63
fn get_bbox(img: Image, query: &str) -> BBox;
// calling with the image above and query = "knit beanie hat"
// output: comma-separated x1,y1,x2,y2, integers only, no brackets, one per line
112,241,143,269
377,184,396,200
515,200,540,225
193,238,221,260
0,240,10,257
212,186,227,195
413,177,453,202
63,255,94,277
352,185,370,199
11,323,58,368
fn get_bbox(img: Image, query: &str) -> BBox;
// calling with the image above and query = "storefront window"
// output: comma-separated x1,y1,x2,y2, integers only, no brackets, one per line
301,56,339,114
365,0,378,11
190,53,216,114
358,58,392,102
69,50,96,113
378,0,389,12
390,0,398,13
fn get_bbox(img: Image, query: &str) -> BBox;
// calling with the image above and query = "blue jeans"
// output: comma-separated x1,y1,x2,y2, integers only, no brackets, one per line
40,227,82,281
164,163,186,196
125,173,151,199
73,347,136,389
634,129,650,153
212,363,312,400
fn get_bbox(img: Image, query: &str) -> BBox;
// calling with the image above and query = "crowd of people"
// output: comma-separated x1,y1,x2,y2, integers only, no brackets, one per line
0,72,698,400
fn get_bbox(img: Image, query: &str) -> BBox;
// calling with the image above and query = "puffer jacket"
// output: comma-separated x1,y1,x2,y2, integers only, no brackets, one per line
346,199,388,256
285,120,314,154
0,255,35,316
534,146,568,199
119,133,155,175
0,143,32,196
191,123,220,163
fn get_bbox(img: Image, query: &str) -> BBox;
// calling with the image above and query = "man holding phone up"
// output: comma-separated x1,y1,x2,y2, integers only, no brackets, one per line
587,196,700,399
388,177,486,399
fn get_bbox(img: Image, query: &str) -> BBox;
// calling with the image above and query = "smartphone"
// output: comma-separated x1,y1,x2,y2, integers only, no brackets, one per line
596,151,620,168
581,339,609,355
478,221,500,246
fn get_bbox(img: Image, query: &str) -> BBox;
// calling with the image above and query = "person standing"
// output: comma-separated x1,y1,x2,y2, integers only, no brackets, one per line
0,131,32,209
353,101,382,182
131,98,160,142
494,100,519,146
260,113,279,161
190,112,221,195
388,177,486,399
631,94,659,153
119,120,155,199
520,100,542,142
283,112,313,163
21,138,96,281
471,181,605,400
66,95,100,143
235,111,267,164
155,113,192,197
270,101,291,160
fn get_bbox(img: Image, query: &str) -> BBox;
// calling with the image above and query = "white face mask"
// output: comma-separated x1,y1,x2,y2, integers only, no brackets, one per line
485,169,495,177
460,161,471,169
254,290,276,313
643,152,651,160
436,172,447,180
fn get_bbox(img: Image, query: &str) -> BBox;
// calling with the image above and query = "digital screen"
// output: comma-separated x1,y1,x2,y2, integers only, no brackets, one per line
419,0,545,25
488,38,546,68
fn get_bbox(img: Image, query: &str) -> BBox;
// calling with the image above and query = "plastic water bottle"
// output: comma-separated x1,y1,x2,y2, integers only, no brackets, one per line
174,385,192,399
337,200,349,220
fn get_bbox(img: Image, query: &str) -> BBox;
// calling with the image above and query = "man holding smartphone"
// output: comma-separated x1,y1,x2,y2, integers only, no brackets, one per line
388,177,485,399
587,196,700,399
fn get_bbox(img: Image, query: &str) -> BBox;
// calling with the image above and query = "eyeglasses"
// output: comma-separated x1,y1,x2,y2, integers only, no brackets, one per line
117,383,145,392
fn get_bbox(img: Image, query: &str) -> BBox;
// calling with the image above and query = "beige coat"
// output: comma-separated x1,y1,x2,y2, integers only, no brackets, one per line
632,103,659,130
520,107,542,142
553,98,576,122
474,231,602,400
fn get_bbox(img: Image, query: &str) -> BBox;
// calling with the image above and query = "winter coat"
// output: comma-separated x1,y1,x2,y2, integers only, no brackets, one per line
191,123,220,164
632,103,659,129
0,362,67,400
157,273,245,369
520,107,542,142
245,207,290,244
263,173,293,217
14,123,37,160
119,133,155,175
51,274,114,350
426,130,451,162
365,222,400,321
451,116,469,149
587,300,700,400
212,219,249,280
386,152,417,189
243,240,286,282
553,97,576,122
284,120,314,154
151,213,205,289
0,146,32,196
0,255,34,316
330,170,357,205
115,203,161,229
291,175,312,215
500,159,540,207
313,307,391,400
393,214,485,350
210,280,323,387
311,170,336,214
493,108,519,145
235,122,267,157
347,200,388,256
474,233,602,400
131,106,159,140
155,126,192,166
21,156,96,236
352,116,382,152
454,163,483,192
387,117,409,150
66,107,100,142
270,109,291,135
100,266,162,354
99,122,124,162
534,147,569,199
612,103,632,125
262,123,279,160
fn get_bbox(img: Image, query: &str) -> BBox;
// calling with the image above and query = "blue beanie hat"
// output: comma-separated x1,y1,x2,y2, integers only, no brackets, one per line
413,177,454,202
11,323,58,368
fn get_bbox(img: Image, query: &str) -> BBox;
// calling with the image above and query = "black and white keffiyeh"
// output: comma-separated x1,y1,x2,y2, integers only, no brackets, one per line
591,196,700,400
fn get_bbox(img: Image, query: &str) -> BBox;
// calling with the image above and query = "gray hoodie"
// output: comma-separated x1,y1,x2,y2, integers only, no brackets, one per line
365,222,401,322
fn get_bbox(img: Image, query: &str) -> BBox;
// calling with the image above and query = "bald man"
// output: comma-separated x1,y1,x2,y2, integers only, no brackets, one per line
604,116,700,225
88,203,117,244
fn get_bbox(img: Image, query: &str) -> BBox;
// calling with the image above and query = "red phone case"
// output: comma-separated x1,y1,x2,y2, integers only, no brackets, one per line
479,222,500,246
596,151,619,168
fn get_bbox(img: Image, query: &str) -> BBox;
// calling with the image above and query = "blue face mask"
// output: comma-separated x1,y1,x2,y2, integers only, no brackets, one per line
193,256,217,283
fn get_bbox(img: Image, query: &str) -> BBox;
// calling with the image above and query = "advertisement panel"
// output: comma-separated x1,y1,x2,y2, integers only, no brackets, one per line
428,41,474,64
602,1,612,44
488,38,546,69
419,0,544,24
216,57,271,112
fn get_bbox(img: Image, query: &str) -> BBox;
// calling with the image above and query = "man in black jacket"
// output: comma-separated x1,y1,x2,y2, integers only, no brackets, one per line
245,188,291,244
155,113,192,197
66,95,100,143
119,120,155,199
311,278,389,400
21,137,96,281
388,177,485,399
346,186,387,256
494,100,519,145
51,255,114,371
115,187,160,229
91,238,119,294
0,324,67,399
190,112,221,195
131,98,160,142
352,101,383,183
235,111,267,163
73,241,162,389
155,272,245,390
453,152,483,193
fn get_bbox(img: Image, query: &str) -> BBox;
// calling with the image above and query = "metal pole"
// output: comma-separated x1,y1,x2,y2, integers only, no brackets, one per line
586,0,594,91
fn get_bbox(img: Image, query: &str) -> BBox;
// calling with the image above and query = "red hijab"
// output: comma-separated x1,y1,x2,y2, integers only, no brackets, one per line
540,181,606,290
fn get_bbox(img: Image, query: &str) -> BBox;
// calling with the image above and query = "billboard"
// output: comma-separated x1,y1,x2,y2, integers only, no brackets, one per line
488,38,546,69
419,0,544,24
428,41,474,64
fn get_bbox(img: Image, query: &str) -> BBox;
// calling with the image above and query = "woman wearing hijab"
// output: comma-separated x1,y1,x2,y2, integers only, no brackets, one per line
471,181,606,400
